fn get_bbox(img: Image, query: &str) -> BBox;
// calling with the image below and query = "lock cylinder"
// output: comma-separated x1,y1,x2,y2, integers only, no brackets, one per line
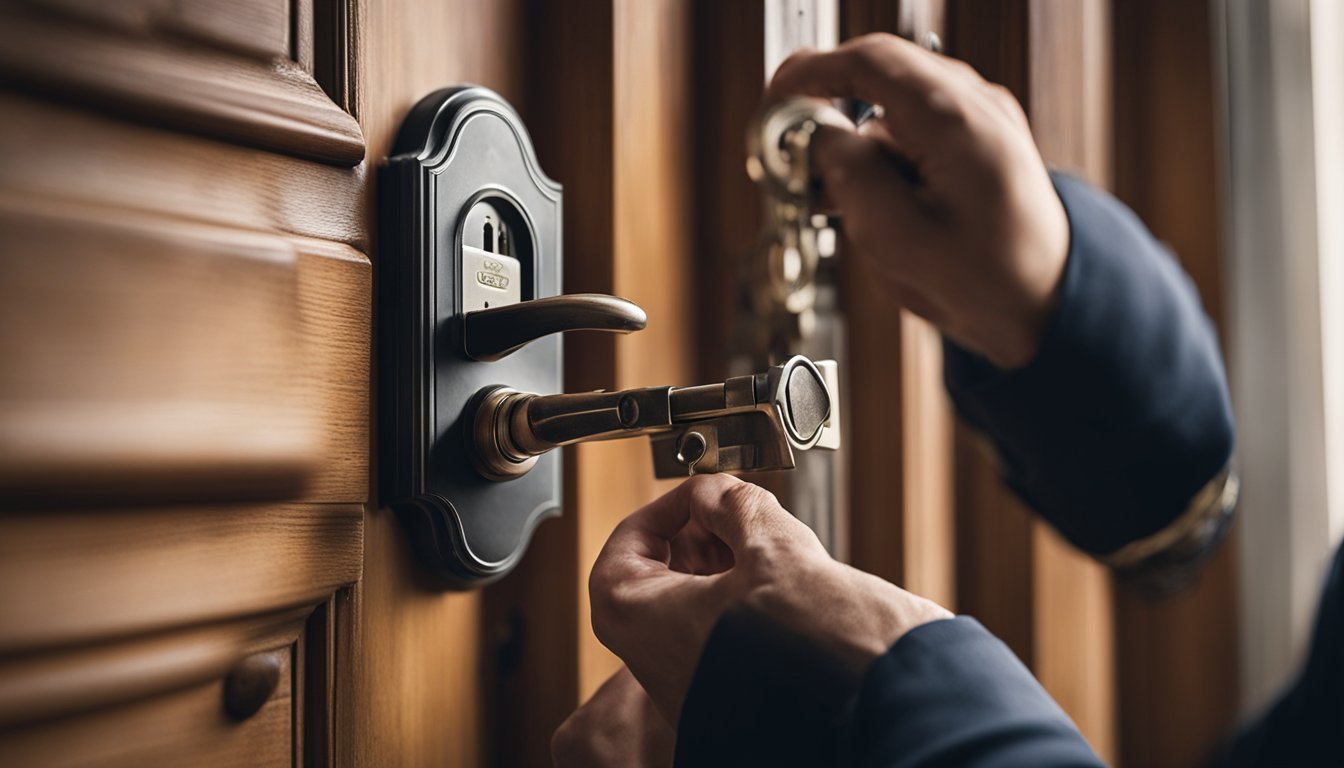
461,198,529,312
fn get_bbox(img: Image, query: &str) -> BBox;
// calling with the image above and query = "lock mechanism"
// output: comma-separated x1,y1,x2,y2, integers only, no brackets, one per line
741,98,854,363
469,355,840,482
382,87,842,588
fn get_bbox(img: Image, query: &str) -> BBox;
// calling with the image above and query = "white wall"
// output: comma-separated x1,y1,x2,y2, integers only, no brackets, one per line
1311,0,1344,549
1219,0,1342,715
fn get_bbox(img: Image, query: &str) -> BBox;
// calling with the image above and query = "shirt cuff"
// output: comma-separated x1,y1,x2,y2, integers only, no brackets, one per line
851,616,1104,767
674,606,860,767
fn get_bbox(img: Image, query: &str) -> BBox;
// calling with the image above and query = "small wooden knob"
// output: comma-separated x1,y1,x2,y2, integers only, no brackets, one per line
223,651,282,721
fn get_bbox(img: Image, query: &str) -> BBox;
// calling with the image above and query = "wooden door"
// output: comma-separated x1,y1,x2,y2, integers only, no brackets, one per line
0,0,697,765
0,0,369,764
0,1,1238,766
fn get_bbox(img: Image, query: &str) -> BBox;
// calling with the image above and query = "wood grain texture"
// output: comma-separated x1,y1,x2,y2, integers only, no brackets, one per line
1021,5,1116,761
1111,3,1240,766
0,504,362,652
0,606,310,729
295,237,373,503
28,0,291,61
0,95,366,248
0,199,371,507
896,316,956,605
954,426,1036,659
0,611,302,768
0,1,364,166
838,261,907,585
949,0,1116,760
0,2,366,764
0,681,292,768
0,198,311,505
165,0,292,61
946,0,1037,668
691,0,765,384
841,0,957,606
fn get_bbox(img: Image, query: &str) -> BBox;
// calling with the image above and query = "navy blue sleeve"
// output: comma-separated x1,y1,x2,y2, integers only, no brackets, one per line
943,173,1235,554
852,617,1103,768
1217,545,1344,767
675,614,1103,767
674,607,860,767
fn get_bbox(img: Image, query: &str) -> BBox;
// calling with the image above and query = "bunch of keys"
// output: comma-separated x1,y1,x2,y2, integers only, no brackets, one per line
743,98,856,362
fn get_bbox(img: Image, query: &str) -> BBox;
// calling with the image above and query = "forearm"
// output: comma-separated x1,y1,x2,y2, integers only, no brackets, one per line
944,173,1236,573
676,611,1104,768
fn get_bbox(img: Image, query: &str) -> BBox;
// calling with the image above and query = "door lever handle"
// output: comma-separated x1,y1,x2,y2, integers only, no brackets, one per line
463,293,647,361
468,355,840,480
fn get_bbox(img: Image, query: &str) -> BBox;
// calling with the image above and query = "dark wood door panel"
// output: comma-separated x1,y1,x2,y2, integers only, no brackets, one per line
0,504,362,652
0,2,368,765
0,200,371,507
0,199,311,505
0,606,312,768
0,95,366,248
0,0,364,165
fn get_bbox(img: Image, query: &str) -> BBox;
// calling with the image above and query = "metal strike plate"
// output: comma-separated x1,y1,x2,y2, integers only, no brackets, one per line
380,86,563,587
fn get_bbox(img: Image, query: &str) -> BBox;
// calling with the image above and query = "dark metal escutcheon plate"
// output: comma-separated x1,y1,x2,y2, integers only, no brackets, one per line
380,86,563,587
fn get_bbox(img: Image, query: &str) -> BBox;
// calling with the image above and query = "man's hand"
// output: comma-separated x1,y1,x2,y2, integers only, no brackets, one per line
589,474,951,724
769,33,1069,369
551,667,674,768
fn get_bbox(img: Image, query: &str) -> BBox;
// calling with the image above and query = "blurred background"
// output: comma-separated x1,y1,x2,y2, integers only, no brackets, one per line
0,0,1340,766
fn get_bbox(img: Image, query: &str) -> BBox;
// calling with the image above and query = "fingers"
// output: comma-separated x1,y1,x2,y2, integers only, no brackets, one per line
592,474,820,595
810,124,933,246
591,476,740,589
768,33,975,163
667,515,736,575
598,477,699,571
677,475,821,560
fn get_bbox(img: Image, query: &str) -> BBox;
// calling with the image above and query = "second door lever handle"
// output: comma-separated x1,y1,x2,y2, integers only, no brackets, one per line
463,294,647,361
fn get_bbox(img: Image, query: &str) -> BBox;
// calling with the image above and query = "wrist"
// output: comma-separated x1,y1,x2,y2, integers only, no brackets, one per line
972,282,1061,370
963,210,1069,370
744,560,953,679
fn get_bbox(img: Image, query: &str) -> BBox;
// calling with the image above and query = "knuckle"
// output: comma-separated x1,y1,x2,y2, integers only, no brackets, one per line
952,58,984,84
992,84,1025,114
775,46,816,76
848,31,902,54
923,86,972,126
720,479,775,515
550,717,586,766
551,716,574,748
687,472,735,494
588,559,615,599
845,35,894,72
587,569,625,635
